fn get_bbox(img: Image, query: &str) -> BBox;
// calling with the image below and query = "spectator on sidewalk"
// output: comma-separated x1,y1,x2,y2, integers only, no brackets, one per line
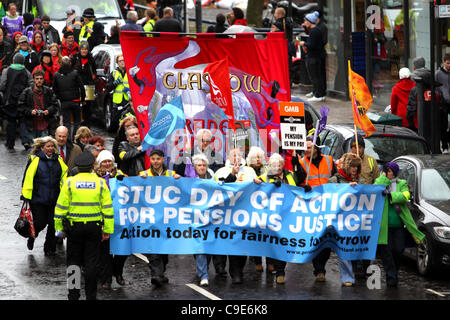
153,7,182,33
391,67,415,128
300,11,326,102
435,53,450,154
121,11,144,32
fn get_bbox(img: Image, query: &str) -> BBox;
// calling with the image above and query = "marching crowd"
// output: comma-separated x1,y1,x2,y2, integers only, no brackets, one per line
0,2,425,301
18,121,425,299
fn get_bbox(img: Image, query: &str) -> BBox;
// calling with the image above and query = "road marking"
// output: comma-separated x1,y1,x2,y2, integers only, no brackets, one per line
133,253,221,300
133,253,149,264
186,283,222,300
426,289,446,297
0,175,7,180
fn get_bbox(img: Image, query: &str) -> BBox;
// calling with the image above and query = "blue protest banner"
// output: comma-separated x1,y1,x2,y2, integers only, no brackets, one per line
109,177,385,263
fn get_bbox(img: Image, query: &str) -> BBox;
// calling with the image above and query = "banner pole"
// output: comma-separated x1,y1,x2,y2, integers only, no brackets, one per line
305,120,320,185
354,123,359,156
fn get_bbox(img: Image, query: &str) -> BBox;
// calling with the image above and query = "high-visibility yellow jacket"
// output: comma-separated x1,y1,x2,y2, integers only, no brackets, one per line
54,172,114,234
139,168,175,177
79,20,94,42
22,154,68,203
112,69,129,104
260,171,297,186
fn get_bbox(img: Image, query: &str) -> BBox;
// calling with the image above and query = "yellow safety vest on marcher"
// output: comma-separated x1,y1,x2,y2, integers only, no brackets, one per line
112,69,130,104
79,20,95,42
260,172,296,186
139,168,175,177
54,172,114,234
22,155,68,200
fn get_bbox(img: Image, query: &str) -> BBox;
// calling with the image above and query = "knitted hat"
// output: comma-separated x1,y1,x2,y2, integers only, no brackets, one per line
383,162,400,177
350,134,365,148
13,53,25,65
305,11,319,24
399,67,411,79
33,18,41,26
413,57,426,69
96,150,115,166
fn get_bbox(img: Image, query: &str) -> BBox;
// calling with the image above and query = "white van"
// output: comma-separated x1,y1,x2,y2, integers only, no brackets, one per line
22,0,125,38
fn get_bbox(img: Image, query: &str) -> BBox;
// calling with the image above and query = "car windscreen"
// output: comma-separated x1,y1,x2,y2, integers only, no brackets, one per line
363,136,428,163
37,0,121,21
421,168,450,201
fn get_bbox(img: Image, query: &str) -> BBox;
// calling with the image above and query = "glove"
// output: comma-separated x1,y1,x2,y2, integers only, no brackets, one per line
274,180,282,187
116,174,125,181
303,185,312,192
55,230,66,239
382,189,390,196
123,87,130,93
113,79,122,87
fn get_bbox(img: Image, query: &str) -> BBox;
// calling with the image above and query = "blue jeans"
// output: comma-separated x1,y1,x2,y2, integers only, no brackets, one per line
338,258,355,284
194,254,211,280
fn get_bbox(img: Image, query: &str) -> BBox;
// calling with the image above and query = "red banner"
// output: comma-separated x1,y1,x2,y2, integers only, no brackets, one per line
120,32,290,166
204,58,235,131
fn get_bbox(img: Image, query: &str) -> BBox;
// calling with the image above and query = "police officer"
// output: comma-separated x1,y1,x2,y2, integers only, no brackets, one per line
106,54,131,130
54,152,114,300
79,8,96,43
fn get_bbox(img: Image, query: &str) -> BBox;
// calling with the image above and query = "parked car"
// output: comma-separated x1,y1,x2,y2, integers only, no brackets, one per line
318,124,431,167
392,155,450,275
291,96,320,130
92,44,123,131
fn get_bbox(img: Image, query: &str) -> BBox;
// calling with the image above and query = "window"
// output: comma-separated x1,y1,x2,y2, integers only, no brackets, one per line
320,130,339,157
397,160,416,191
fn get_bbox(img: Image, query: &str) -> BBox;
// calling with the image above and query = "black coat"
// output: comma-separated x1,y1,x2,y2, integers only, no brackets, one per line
0,41,14,69
71,53,97,85
153,18,182,33
0,66,32,116
118,141,145,176
53,66,86,102
18,85,59,130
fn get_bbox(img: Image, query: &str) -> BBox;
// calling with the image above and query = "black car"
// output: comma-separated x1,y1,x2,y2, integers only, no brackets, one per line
393,155,450,275
318,124,431,167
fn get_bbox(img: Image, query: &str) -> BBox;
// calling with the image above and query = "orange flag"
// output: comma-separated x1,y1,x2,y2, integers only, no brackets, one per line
348,61,376,137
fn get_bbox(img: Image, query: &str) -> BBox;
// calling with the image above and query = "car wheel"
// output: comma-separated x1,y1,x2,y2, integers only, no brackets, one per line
416,231,437,276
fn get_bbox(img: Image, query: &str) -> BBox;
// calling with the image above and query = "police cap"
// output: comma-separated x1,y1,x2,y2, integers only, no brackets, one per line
74,151,95,169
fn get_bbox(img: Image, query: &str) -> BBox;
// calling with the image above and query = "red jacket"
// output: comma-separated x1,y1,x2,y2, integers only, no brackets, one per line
60,41,79,59
391,78,416,127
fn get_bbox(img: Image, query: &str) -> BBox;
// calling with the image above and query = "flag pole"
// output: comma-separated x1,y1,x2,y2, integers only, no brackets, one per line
348,59,359,156
354,123,359,156
305,120,320,185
